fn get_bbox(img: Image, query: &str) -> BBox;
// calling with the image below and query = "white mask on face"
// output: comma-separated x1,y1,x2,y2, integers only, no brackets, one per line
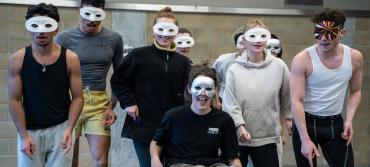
174,36,195,48
25,16,58,33
236,35,244,50
190,76,216,98
80,7,106,21
244,27,271,42
266,38,282,55
153,22,178,36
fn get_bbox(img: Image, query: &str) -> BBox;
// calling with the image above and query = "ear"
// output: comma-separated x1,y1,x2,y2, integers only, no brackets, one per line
339,28,346,37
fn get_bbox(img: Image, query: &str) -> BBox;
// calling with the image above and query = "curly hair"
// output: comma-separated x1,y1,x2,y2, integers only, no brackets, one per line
25,3,60,22
311,8,346,28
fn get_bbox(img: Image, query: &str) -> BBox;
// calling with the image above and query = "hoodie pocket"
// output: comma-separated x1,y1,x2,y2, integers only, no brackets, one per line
243,108,277,139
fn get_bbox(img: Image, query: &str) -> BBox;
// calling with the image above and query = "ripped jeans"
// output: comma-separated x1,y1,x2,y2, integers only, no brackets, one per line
292,112,354,167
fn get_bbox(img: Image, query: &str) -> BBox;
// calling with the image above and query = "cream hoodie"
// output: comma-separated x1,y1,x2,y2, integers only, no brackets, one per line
222,50,291,147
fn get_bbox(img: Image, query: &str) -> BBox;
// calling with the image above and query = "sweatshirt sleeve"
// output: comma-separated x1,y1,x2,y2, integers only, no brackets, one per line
110,50,138,108
222,67,245,127
280,62,292,119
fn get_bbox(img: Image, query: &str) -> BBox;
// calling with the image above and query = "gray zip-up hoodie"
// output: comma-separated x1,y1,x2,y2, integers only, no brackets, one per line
222,50,291,147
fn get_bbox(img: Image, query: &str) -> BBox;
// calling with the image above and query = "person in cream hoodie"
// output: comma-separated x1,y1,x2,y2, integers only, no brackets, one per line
222,19,291,167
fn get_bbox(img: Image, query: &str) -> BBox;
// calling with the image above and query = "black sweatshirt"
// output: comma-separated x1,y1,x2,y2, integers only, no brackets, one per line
110,44,191,143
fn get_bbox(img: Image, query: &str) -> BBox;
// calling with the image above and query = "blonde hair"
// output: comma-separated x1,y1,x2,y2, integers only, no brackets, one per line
153,6,177,25
243,19,268,32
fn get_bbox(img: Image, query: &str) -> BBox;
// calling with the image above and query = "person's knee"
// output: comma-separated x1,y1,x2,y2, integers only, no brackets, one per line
94,158,108,167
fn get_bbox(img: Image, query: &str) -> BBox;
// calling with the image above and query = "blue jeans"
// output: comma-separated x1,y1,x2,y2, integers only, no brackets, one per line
133,139,151,167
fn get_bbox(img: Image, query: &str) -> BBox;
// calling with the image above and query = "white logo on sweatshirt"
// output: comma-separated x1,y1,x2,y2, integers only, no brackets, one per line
207,128,219,135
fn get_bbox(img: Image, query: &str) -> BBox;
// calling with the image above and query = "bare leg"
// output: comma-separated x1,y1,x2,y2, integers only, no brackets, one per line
72,137,80,167
86,134,111,167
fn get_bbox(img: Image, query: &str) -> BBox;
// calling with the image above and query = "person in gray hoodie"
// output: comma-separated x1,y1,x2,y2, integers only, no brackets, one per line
222,19,291,167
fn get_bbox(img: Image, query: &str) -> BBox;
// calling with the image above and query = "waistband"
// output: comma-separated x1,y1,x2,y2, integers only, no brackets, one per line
305,112,342,120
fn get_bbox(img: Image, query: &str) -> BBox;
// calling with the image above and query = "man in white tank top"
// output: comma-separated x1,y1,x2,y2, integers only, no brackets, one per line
290,8,363,167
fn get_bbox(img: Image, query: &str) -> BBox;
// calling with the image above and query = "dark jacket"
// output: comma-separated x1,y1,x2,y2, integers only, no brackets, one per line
111,44,191,143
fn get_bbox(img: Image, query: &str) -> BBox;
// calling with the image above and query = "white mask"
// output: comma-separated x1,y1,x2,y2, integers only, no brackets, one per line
190,76,216,98
174,36,195,48
266,38,282,55
236,35,244,50
80,7,106,21
153,22,178,36
244,27,271,42
25,16,58,33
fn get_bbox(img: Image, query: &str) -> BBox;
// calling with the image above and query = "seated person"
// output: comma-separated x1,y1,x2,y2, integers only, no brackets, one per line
150,65,242,167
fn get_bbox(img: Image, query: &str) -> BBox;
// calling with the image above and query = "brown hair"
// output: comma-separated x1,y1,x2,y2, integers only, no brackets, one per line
184,65,219,107
178,28,192,36
311,8,346,28
153,6,177,25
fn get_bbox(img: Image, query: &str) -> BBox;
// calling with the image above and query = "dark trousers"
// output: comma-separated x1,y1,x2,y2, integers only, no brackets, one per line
292,113,354,167
133,139,151,167
239,143,279,167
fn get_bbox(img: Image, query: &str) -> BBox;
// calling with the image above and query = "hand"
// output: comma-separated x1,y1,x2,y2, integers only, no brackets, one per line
61,128,73,154
20,134,36,159
285,119,293,135
342,121,353,146
281,136,286,146
103,108,117,126
151,156,163,167
125,105,139,121
237,125,251,143
301,140,320,167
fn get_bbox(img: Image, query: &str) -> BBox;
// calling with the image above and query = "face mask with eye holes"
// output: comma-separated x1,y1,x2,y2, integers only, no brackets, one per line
80,6,106,21
244,27,271,42
174,36,195,48
153,22,179,36
314,21,340,40
25,16,58,33
190,76,216,98
266,38,282,54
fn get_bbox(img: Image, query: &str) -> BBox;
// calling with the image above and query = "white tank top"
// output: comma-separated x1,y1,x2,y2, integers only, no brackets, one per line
304,44,352,116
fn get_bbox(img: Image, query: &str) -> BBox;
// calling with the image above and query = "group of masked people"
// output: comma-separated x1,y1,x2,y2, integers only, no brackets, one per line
8,0,363,167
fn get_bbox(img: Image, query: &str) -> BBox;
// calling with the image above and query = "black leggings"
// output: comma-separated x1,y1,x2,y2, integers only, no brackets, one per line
292,113,354,167
239,143,279,167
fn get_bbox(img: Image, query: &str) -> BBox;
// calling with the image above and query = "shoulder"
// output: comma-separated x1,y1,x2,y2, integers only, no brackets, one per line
9,48,26,72
291,48,310,70
164,105,188,118
102,28,123,41
216,52,237,62
349,47,363,67
57,27,76,38
65,48,80,67
126,45,152,58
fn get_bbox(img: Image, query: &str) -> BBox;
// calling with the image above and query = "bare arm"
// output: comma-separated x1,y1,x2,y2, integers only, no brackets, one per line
290,51,320,161
342,49,363,145
150,140,163,167
66,50,84,131
8,49,36,158
290,51,309,142
8,49,27,138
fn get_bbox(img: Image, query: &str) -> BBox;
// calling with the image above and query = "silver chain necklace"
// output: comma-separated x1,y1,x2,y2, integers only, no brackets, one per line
34,49,50,73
